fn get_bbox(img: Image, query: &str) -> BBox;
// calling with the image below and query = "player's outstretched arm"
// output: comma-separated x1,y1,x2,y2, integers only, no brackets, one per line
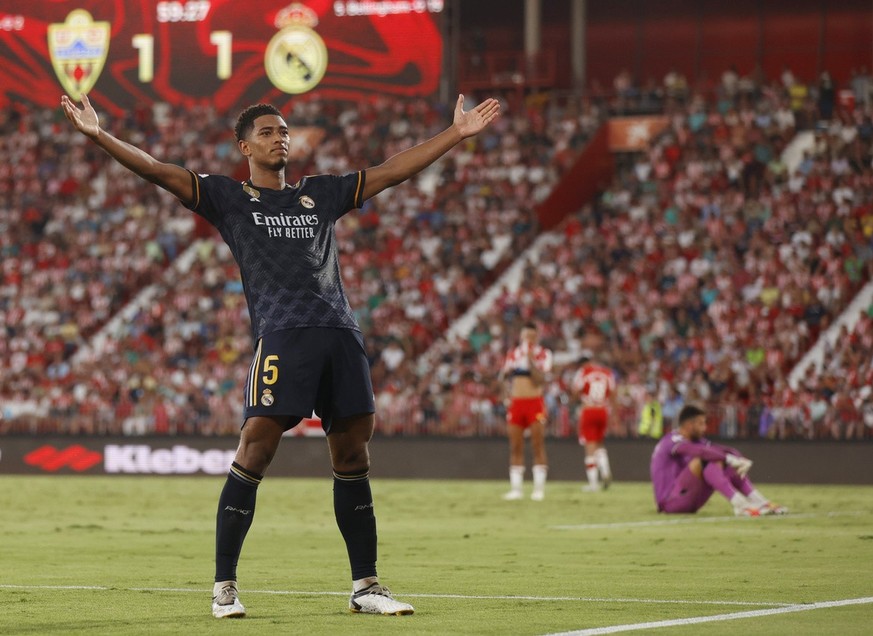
362,94,500,201
61,94,194,204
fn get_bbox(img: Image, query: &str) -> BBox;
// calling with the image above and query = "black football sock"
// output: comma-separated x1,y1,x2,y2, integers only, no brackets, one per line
333,469,378,581
215,462,262,583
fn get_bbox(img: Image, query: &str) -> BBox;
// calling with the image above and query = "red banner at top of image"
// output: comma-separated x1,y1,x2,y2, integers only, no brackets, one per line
0,1,444,113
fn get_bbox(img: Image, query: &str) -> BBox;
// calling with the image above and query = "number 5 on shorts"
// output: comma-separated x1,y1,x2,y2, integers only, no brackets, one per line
262,355,279,385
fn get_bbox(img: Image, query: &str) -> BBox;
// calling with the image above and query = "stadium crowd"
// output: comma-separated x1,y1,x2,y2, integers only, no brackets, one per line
377,67,873,440
1,102,238,431
2,68,871,439
1,92,599,434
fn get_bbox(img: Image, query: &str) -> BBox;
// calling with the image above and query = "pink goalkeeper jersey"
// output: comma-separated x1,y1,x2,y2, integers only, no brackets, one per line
650,432,739,507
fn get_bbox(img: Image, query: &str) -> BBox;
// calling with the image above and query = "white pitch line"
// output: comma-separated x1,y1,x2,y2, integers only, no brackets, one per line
542,596,873,636
0,584,790,607
551,510,865,530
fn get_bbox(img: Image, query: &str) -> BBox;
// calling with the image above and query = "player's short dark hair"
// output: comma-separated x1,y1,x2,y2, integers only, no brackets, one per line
522,322,538,331
678,404,706,425
234,104,283,141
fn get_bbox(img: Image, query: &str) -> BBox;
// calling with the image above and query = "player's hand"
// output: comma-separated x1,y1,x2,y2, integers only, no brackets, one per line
453,94,500,139
61,93,100,139
725,454,752,477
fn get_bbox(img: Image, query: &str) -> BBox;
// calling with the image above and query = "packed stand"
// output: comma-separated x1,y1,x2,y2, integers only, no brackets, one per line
781,310,873,440
0,102,239,429
390,68,873,440
1,92,602,434
8,67,870,439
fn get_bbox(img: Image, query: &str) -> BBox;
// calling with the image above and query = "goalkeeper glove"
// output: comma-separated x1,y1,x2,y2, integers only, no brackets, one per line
725,454,753,477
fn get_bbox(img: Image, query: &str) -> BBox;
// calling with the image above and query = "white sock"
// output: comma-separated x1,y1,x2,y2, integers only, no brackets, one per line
747,489,768,507
353,576,379,593
595,448,611,480
213,580,236,596
730,492,750,510
532,464,547,493
585,457,599,488
509,465,525,492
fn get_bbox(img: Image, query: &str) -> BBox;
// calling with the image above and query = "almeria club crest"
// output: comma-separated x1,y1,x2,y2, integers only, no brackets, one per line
47,10,110,100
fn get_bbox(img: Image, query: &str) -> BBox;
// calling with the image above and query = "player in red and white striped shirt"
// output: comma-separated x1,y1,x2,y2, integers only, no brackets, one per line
572,351,616,491
499,323,553,501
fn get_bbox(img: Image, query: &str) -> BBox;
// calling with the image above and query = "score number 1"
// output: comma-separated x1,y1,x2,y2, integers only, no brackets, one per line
131,31,232,82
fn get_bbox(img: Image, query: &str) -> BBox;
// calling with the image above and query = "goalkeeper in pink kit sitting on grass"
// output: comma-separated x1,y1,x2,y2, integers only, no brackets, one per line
650,404,788,516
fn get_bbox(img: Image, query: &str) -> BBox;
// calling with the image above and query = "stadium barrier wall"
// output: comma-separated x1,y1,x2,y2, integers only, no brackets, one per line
1,436,871,484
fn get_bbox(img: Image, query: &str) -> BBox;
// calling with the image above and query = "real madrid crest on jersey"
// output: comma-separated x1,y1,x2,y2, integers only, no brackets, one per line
47,10,110,100
265,4,328,95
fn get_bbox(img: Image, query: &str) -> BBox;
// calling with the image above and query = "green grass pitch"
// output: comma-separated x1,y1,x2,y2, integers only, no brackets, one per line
2,476,872,635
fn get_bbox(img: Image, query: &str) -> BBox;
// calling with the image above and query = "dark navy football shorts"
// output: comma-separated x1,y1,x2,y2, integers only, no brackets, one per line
243,327,375,433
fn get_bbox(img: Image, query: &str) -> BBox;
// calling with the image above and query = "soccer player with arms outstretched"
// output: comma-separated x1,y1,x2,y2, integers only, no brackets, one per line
650,404,788,516
61,92,500,618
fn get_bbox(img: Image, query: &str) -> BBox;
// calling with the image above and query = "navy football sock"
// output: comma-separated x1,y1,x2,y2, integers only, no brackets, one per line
333,470,378,581
215,462,262,583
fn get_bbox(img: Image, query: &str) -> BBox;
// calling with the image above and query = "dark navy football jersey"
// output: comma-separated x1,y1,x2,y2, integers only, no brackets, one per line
184,170,365,343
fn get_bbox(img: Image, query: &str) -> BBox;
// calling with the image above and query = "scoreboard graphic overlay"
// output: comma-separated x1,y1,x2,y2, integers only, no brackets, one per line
0,1,444,114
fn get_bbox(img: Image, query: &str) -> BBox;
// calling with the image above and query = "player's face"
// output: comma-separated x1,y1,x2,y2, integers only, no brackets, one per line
686,415,707,440
521,328,538,346
241,114,290,170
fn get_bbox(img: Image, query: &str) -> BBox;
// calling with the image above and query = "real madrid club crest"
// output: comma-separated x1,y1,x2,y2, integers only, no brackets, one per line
47,10,110,100
265,4,328,95
261,389,275,407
